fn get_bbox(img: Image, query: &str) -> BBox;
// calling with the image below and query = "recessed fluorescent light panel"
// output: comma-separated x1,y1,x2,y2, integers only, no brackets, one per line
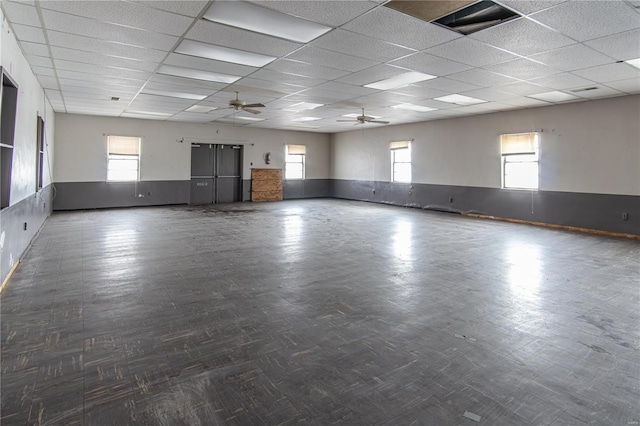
433,0,521,35
125,110,172,117
142,89,206,100
527,91,580,103
186,105,218,113
292,116,321,122
235,116,264,122
435,94,487,105
624,58,640,69
364,72,437,90
392,103,437,112
284,102,324,112
203,1,332,43
158,65,241,84
175,40,276,67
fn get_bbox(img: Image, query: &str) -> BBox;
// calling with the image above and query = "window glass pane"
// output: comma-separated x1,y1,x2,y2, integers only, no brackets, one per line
108,155,138,181
286,154,303,163
286,163,303,179
504,162,538,189
394,148,411,162
394,163,411,183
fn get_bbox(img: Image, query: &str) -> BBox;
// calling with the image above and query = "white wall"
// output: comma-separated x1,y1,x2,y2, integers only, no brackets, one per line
332,95,640,196
1,11,55,204
54,114,331,182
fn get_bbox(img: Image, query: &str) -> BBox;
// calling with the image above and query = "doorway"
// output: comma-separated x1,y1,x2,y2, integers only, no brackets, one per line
190,144,243,204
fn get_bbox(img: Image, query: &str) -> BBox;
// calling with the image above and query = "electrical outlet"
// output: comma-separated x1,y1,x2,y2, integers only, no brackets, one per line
622,212,629,221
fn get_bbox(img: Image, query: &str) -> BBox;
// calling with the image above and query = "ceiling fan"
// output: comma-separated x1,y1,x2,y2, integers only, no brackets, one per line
337,108,390,125
227,91,265,114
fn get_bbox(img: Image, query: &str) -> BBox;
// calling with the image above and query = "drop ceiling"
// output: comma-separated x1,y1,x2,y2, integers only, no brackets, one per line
2,0,639,133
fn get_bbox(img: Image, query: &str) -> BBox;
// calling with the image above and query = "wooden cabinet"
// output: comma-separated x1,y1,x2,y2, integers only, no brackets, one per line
251,168,283,202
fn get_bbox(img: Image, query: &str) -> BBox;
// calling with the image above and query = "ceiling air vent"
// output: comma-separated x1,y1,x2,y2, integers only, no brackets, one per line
432,0,521,35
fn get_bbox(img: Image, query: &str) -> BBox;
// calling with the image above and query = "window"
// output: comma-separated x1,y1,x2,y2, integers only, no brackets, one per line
285,144,305,180
1,69,18,209
391,140,411,183
501,132,539,190
36,116,45,190
107,135,140,181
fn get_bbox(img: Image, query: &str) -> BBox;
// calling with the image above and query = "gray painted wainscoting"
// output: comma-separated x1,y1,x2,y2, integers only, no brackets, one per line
242,179,330,201
53,181,190,210
330,179,640,236
0,184,53,283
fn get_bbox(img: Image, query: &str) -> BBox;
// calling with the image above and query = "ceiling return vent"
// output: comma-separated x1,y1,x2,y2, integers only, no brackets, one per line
433,0,521,34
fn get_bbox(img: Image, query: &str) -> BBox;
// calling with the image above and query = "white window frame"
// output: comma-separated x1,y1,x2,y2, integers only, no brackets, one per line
501,132,539,190
391,141,411,183
285,144,306,180
107,135,140,182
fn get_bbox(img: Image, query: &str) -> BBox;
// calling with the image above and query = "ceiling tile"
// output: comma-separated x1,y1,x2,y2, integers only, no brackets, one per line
528,73,596,90
342,6,461,50
53,59,152,80
250,69,327,87
572,62,640,83
499,1,568,16
529,44,615,72
32,66,55,77
47,30,167,63
285,45,378,72
50,46,159,72
460,87,526,101
258,1,378,27
233,77,306,95
39,1,195,36
530,1,640,42
335,64,412,86
131,1,209,17
163,53,257,77
311,29,415,62
499,97,550,107
584,29,640,62
388,52,472,77
484,58,561,80
186,21,302,57
313,81,378,97
470,17,574,56
420,77,483,93
26,55,53,68
266,59,350,80
19,41,50,57
605,78,640,94
0,1,39,26
10,23,46,44
35,75,59,90
424,37,519,67
448,69,520,87
40,9,178,50
496,81,549,96
148,74,229,92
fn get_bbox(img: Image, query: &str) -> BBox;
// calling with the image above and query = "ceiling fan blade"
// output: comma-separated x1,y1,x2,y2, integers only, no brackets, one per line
336,119,354,122
243,103,265,108
243,108,261,114
369,120,390,124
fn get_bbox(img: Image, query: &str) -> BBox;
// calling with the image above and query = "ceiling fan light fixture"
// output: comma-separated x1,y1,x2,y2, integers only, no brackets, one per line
203,1,332,43
175,40,276,67
434,94,488,105
364,72,437,90
158,65,241,84
391,103,437,112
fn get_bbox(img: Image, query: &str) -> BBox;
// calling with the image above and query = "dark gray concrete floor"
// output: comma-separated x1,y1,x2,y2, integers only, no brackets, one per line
1,199,638,425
